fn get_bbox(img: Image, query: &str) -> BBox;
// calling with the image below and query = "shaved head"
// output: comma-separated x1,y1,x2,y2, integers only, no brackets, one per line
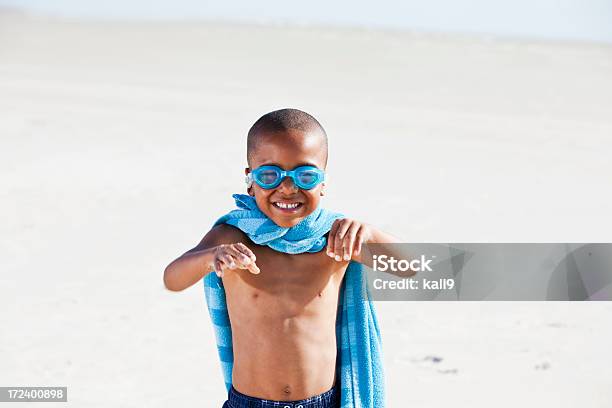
247,108,328,167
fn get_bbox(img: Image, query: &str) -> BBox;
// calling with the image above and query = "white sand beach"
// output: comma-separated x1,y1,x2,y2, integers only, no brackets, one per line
1,12,612,407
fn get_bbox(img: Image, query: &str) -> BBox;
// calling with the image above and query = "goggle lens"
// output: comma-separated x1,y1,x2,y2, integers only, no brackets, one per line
296,169,319,188
256,169,280,186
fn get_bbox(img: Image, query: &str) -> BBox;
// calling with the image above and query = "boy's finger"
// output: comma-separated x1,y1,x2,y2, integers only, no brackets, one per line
235,259,255,270
214,260,224,277
226,246,251,268
220,254,237,270
238,242,257,261
354,228,365,256
327,220,340,256
235,243,256,261
344,223,359,261
246,261,261,275
334,220,351,261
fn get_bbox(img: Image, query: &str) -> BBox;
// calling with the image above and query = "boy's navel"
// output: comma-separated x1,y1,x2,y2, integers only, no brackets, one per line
282,385,291,395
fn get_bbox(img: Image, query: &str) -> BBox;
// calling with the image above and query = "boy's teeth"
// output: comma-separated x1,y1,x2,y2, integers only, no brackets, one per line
275,202,299,209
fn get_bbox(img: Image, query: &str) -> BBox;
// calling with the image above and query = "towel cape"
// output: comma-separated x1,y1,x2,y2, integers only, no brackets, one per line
203,194,385,407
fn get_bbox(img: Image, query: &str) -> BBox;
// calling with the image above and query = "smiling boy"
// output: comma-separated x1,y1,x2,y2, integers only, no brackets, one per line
163,109,396,408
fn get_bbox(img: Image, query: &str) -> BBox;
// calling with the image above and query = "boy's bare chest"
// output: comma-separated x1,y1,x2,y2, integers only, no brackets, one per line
222,242,348,298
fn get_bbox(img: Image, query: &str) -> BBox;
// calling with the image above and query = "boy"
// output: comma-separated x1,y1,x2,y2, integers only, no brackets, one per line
164,109,398,408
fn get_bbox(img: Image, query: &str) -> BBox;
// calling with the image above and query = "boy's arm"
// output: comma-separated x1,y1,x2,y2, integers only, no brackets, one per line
163,225,259,292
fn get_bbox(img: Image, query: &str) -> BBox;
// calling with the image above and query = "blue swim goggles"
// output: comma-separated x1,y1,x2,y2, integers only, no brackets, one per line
246,165,326,190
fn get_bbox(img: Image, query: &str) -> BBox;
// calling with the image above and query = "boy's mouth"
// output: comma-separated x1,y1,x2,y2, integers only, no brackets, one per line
272,201,303,212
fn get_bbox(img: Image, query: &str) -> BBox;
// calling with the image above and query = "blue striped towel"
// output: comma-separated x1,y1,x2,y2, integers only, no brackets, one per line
203,194,385,407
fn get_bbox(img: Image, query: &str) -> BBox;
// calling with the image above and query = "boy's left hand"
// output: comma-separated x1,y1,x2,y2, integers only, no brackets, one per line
326,218,372,262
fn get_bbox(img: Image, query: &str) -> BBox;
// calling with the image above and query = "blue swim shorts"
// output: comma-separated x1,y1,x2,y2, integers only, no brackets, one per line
221,383,340,408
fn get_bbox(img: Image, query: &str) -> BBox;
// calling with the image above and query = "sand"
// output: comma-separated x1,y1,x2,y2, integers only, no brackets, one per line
1,12,612,407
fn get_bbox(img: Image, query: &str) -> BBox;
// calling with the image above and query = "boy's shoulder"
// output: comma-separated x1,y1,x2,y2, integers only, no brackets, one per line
206,224,249,246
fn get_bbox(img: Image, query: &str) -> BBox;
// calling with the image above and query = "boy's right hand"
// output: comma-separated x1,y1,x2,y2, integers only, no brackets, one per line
213,243,260,277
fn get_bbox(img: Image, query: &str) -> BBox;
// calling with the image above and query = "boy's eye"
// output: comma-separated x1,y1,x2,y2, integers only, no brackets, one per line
258,170,279,184
297,171,317,185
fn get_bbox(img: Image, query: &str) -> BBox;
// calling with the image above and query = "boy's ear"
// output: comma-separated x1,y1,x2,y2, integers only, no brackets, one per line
245,167,255,196
320,182,326,196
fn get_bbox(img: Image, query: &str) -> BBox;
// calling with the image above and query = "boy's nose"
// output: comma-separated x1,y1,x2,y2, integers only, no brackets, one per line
277,176,298,193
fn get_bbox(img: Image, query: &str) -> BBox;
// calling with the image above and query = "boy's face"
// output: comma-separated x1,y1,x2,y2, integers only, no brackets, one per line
246,129,327,228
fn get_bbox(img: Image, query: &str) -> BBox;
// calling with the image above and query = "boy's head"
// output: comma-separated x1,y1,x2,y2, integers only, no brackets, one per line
246,108,328,228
